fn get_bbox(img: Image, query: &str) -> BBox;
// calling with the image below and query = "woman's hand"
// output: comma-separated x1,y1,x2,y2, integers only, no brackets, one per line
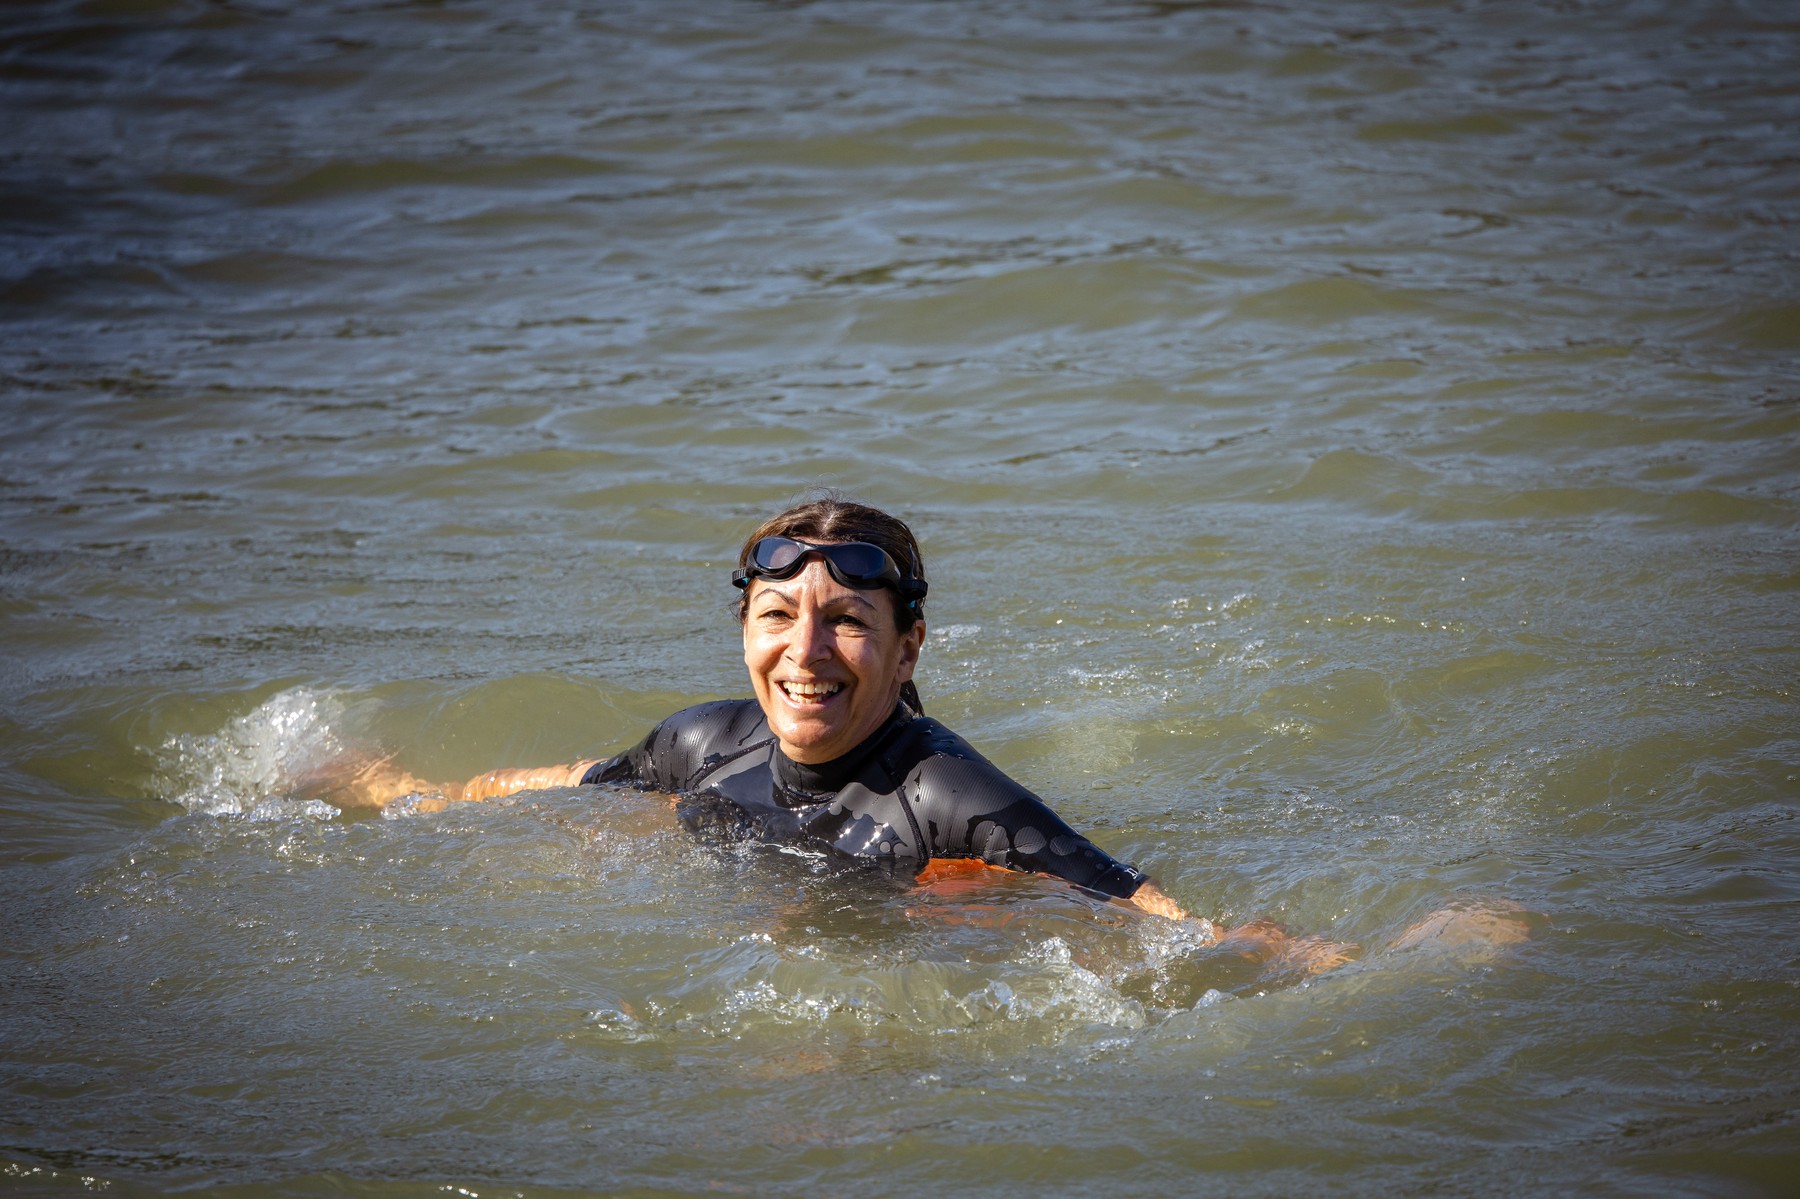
1207,918,1359,976
1390,901,1534,962
1125,881,1189,921
294,752,445,810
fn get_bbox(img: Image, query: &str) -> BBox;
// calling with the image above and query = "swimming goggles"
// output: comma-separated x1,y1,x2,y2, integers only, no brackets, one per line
732,536,928,602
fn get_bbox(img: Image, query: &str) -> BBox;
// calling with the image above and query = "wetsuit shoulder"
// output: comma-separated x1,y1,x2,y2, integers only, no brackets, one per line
889,716,1149,899
579,699,770,792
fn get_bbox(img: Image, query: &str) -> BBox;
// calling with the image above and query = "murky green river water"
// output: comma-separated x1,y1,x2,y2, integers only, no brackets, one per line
3,1,1797,1195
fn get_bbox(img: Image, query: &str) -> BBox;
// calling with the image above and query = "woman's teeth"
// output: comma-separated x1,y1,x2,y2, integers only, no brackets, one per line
781,681,841,701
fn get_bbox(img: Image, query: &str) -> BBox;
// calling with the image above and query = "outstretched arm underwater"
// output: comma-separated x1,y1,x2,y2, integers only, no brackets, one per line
911,855,1355,973
311,755,600,812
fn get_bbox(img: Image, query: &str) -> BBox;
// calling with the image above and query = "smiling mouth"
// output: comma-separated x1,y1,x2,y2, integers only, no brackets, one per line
779,680,842,704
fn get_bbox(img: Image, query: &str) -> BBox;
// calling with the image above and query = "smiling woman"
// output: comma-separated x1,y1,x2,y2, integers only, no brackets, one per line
338,496,1195,896
732,505,930,765
327,493,1373,969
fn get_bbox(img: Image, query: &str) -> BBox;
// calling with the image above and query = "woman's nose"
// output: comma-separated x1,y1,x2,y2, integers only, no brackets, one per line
785,608,832,663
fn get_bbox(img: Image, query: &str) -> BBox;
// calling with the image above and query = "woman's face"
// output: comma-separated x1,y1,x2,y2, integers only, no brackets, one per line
742,556,925,764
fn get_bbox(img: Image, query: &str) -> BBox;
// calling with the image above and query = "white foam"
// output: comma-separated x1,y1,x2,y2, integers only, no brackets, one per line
157,686,348,818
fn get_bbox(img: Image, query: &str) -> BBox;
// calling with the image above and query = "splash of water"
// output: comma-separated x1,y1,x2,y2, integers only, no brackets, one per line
156,686,350,819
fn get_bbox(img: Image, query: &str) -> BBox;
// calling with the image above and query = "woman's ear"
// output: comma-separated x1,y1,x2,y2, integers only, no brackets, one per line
896,619,925,682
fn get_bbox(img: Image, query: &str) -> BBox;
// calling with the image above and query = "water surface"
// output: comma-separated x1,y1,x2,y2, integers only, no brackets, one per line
2,1,1797,1195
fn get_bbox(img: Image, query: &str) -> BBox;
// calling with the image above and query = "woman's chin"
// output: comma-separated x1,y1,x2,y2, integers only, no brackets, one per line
775,728,847,763
771,706,864,764
764,684,903,764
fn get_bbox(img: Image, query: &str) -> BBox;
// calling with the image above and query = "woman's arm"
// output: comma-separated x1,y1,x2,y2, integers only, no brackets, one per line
315,756,602,812
318,702,702,813
454,760,603,804
913,861,1349,973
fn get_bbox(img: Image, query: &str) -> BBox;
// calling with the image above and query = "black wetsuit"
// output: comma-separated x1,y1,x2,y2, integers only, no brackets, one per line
579,699,1148,899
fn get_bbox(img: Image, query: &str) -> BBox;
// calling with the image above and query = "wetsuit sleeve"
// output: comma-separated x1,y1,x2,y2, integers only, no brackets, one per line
578,737,652,788
577,699,767,793
907,751,1149,899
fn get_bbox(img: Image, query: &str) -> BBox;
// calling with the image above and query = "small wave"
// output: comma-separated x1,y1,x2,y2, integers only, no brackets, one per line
156,687,351,818
1012,936,1148,1029
931,623,982,647
681,934,1150,1043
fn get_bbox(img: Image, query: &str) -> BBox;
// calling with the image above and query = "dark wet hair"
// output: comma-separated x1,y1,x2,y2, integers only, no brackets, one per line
735,491,927,714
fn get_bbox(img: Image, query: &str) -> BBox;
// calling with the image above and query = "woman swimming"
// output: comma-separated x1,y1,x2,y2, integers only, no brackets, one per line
334,494,1519,971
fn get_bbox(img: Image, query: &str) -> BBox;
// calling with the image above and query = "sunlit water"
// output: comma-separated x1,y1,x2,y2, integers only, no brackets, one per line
2,1,1797,1195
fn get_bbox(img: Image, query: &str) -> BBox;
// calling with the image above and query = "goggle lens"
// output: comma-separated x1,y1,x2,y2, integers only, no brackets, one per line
752,537,808,575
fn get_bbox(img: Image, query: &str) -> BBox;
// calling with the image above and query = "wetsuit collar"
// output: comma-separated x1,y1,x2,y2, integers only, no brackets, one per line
771,703,912,795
